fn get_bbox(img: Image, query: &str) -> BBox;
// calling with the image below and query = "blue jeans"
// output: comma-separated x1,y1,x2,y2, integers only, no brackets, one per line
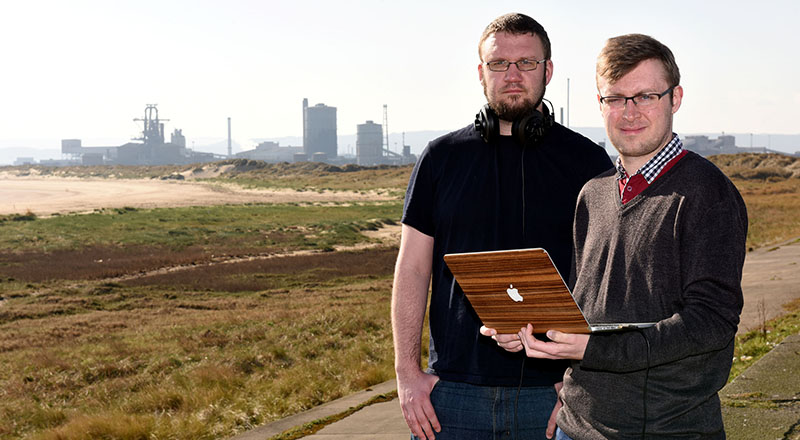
411,379,557,440
555,427,574,440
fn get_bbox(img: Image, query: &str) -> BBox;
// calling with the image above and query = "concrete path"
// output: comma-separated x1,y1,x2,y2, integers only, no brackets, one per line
229,380,401,440
739,238,800,334
721,334,800,440
233,238,800,440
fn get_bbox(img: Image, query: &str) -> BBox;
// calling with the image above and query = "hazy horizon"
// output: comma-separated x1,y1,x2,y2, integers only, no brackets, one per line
2,128,798,166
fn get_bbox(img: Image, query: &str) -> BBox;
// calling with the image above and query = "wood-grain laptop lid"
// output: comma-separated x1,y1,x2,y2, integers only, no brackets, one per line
443,248,590,334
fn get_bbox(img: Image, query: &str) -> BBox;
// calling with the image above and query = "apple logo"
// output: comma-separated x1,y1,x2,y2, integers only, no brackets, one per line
506,284,523,302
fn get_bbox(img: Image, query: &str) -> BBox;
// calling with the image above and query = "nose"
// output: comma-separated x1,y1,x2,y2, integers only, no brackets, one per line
504,64,523,81
621,100,641,120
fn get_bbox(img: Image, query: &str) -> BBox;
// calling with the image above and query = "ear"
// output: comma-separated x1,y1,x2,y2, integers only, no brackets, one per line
544,59,554,86
671,85,683,114
596,93,603,111
478,62,485,83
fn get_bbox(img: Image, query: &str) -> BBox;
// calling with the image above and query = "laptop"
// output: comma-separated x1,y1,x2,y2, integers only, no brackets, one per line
443,248,656,334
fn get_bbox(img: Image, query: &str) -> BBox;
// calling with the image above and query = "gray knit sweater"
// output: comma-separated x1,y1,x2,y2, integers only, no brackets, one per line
558,152,748,439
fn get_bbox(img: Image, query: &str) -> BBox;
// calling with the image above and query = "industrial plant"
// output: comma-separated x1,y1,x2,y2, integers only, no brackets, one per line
62,105,222,166
235,99,417,166
51,99,419,167
37,100,791,168
682,134,789,157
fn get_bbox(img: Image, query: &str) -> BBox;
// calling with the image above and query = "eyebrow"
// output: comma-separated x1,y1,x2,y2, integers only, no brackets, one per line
602,88,663,96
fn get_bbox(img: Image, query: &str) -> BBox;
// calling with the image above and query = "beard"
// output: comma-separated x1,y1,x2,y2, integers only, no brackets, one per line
492,95,539,122
483,75,547,122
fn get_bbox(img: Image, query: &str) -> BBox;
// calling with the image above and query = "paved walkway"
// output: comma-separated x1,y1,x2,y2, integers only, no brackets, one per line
721,334,800,440
232,238,800,440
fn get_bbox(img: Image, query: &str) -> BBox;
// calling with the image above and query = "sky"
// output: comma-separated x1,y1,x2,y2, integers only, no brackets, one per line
2,0,798,153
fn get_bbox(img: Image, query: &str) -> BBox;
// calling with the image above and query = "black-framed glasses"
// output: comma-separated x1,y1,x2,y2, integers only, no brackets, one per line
484,59,546,72
599,86,676,110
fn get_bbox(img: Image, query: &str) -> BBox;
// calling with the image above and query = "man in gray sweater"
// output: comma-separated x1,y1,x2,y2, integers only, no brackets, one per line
483,34,748,439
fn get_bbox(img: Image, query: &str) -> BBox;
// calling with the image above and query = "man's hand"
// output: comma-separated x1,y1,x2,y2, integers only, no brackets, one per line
546,381,563,439
479,325,523,352
397,369,441,439
518,324,588,360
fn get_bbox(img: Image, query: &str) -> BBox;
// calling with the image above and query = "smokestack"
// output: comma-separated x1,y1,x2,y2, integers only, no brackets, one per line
302,98,308,151
227,117,232,158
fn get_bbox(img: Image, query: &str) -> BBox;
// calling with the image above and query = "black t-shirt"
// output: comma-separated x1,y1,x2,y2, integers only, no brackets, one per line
402,122,613,386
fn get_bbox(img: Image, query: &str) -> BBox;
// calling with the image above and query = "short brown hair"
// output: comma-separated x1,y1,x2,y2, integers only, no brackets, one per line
478,13,551,61
596,34,680,87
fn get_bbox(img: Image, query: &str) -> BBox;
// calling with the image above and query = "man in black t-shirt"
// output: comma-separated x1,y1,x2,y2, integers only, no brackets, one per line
391,13,612,440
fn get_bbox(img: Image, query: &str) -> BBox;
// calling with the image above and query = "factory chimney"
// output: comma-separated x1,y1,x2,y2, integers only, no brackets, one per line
302,98,308,150
227,117,232,158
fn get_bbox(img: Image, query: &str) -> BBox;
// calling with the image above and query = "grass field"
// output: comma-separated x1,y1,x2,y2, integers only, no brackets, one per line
1,248,399,439
730,178,800,251
0,200,407,439
1,153,798,439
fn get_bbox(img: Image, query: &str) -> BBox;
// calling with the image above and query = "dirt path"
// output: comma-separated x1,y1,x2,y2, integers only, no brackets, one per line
0,177,394,216
738,238,800,334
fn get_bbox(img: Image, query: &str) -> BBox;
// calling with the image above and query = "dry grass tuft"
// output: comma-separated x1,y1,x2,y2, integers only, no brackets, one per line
709,153,800,181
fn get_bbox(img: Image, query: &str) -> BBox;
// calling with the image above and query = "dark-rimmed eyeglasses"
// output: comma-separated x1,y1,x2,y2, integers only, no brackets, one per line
484,59,546,72
599,86,676,110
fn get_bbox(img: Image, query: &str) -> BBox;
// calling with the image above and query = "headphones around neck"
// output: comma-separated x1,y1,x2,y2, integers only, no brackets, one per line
474,100,554,147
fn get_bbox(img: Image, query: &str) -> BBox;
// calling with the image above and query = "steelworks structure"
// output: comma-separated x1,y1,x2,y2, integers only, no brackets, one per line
62,104,221,166
302,98,337,159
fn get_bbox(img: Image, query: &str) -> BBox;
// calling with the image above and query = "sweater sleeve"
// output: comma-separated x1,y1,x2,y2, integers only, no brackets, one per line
581,192,748,372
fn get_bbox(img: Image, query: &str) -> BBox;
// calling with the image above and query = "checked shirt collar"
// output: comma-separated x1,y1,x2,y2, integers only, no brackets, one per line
615,133,684,184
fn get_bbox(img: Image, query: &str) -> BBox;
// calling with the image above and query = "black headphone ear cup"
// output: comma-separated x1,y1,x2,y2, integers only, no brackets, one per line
474,104,498,144
512,112,540,145
513,111,546,146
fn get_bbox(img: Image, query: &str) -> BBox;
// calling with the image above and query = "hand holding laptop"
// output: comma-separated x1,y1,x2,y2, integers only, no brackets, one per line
480,324,588,360
479,325,524,352
517,324,588,360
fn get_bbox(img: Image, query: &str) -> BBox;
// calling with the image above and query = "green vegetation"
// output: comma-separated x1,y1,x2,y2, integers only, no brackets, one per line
0,184,407,438
0,202,401,253
203,159,412,194
729,298,800,381
0,248,399,440
0,211,37,223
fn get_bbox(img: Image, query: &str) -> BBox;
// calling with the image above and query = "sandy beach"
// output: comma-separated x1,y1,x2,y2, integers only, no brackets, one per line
0,176,393,216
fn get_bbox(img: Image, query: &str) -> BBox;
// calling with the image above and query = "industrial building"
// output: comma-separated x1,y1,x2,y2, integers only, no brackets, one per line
356,121,383,166
683,134,789,157
234,141,302,162
298,99,415,166
62,105,221,166
303,98,337,158
354,106,416,166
